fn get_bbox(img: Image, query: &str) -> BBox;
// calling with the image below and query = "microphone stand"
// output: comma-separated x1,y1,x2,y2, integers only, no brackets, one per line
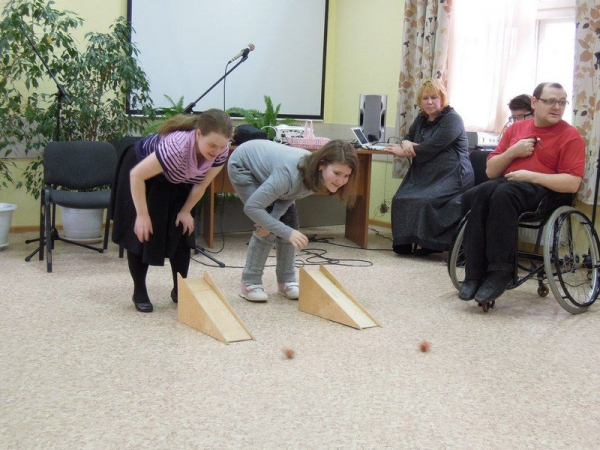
183,55,251,267
23,24,71,262
182,55,249,114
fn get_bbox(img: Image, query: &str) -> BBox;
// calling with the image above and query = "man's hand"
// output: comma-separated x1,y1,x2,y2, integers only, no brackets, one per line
288,229,309,250
175,211,195,235
134,213,153,242
506,169,537,184
509,138,536,159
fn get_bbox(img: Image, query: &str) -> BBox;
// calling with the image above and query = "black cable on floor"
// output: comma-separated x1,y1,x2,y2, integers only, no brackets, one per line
307,232,394,251
295,247,373,268
192,227,395,268
368,227,394,245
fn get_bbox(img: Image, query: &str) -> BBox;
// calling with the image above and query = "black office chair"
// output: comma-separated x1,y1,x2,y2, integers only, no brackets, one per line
448,149,600,314
28,141,117,272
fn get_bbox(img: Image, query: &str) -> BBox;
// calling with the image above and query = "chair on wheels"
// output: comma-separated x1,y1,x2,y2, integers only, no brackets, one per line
26,141,117,272
447,150,600,314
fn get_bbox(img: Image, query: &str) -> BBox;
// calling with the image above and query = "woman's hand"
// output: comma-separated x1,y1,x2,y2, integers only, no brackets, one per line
288,229,309,250
175,211,195,235
134,213,153,242
386,141,416,158
253,225,271,238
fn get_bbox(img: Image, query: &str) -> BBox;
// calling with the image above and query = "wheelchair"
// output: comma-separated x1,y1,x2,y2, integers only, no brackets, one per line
447,151,600,314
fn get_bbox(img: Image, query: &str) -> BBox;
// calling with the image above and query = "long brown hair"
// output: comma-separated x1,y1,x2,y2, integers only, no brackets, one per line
156,109,234,138
298,139,359,207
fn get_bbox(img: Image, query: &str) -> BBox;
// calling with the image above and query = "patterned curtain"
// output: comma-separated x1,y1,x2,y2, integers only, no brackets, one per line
393,0,454,178
574,0,600,204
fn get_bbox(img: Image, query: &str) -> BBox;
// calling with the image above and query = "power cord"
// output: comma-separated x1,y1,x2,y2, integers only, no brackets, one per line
191,231,395,268
368,227,393,245
306,233,393,251
373,136,402,218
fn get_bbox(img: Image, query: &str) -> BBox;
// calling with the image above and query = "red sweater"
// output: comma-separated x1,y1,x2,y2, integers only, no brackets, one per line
488,119,585,178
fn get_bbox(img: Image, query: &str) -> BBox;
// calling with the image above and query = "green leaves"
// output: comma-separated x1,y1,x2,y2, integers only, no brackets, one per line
142,95,186,135
0,2,154,198
227,95,294,140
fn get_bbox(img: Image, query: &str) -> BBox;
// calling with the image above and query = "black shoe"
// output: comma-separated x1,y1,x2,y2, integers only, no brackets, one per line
393,244,413,255
132,295,153,313
458,279,482,301
171,288,178,304
414,247,443,257
474,271,513,304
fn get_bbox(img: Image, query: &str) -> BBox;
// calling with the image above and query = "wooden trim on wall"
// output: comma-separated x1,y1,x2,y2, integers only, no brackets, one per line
368,219,391,229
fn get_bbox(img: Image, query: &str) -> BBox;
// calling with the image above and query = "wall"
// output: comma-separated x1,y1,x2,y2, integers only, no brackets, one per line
0,0,405,229
325,0,404,126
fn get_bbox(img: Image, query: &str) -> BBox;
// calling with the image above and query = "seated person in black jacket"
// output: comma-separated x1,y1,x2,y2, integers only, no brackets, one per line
386,78,474,257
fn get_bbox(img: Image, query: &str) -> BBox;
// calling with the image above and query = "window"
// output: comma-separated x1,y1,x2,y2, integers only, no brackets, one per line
535,1,576,124
448,0,576,132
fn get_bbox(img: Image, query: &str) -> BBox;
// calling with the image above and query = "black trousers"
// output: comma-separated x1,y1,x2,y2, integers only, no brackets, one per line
462,178,549,280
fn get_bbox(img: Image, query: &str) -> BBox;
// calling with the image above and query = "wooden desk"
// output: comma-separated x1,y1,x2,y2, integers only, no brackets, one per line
200,149,373,249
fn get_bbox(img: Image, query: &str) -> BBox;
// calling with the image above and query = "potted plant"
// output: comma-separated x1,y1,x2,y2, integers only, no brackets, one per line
0,202,17,249
0,0,154,239
142,94,186,135
227,95,295,140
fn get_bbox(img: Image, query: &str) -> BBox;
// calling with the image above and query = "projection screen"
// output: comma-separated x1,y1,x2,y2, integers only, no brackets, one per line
128,0,328,118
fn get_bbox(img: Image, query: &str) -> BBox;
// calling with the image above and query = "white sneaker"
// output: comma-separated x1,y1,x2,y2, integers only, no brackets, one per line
278,282,299,300
240,283,268,302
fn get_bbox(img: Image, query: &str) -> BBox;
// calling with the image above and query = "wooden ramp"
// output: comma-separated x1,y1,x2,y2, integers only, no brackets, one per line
298,266,381,330
177,273,254,344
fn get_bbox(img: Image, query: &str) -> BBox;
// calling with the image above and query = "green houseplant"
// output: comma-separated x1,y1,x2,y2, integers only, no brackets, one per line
142,94,186,135
0,0,154,199
227,95,295,140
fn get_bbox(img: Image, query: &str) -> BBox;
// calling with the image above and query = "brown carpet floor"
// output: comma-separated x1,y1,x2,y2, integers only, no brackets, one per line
1,226,599,449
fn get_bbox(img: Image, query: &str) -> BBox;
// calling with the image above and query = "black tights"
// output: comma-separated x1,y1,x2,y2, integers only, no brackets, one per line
127,244,190,303
169,244,190,301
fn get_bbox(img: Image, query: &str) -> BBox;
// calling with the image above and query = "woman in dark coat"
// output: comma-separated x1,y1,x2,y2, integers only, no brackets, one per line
387,78,473,256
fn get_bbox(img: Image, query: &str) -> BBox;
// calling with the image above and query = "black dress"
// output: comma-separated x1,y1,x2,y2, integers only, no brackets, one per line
391,106,474,251
111,145,195,266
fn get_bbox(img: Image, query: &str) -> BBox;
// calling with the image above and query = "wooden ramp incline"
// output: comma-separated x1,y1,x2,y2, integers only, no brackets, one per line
177,273,254,344
298,266,381,330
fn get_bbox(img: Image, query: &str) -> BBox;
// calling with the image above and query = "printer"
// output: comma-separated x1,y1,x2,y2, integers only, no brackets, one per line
466,131,500,151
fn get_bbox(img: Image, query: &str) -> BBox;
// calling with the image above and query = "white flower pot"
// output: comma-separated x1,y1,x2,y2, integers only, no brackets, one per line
59,206,104,244
0,203,17,250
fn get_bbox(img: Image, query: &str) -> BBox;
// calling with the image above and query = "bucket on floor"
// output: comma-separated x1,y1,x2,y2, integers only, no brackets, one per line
59,206,104,244
0,203,17,250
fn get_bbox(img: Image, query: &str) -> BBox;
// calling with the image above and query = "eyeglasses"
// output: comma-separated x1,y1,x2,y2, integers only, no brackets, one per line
508,113,533,123
537,98,569,108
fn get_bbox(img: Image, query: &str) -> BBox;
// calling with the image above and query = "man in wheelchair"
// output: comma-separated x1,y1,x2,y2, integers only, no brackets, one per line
458,82,586,307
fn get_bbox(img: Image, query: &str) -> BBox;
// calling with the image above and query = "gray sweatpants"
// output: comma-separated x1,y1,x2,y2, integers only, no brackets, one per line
242,207,298,285
228,160,299,285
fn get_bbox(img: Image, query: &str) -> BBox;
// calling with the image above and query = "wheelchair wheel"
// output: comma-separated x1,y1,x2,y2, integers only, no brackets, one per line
543,207,600,314
448,219,467,291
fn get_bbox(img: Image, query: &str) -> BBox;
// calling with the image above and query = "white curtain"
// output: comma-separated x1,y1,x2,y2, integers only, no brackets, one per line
573,0,600,204
393,0,454,178
447,0,537,132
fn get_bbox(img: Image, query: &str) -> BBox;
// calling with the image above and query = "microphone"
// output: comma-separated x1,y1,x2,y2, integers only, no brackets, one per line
228,44,255,63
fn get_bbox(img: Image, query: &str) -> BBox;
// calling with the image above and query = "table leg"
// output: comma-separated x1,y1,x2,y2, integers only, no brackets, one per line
344,152,372,248
201,180,216,248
